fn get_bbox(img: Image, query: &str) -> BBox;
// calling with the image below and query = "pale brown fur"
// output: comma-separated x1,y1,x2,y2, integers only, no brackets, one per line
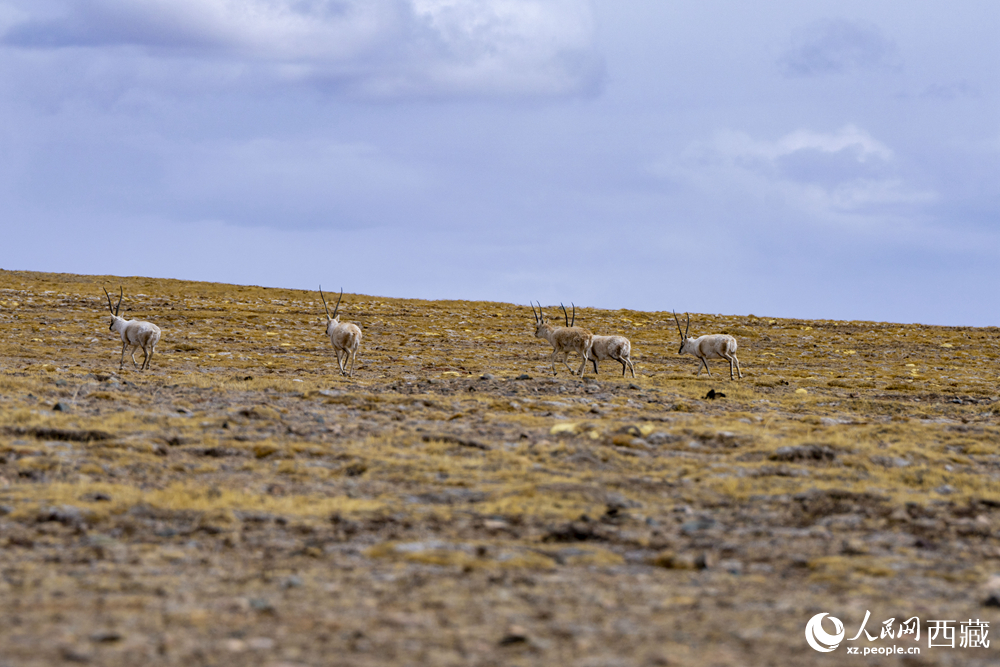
326,320,362,377
531,302,593,376
104,287,161,371
320,287,362,378
587,334,635,378
674,311,742,380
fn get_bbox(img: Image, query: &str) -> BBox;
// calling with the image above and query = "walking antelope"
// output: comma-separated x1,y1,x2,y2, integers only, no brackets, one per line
587,335,635,378
673,311,743,380
320,286,362,377
531,302,593,376
103,287,161,371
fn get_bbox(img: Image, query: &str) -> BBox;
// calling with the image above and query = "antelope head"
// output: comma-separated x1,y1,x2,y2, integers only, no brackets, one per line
319,286,343,334
530,301,549,338
673,310,692,354
104,286,124,332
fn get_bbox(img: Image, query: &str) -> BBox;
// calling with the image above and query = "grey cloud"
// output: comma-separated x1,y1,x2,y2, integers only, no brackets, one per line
0,0,603,99
919,80,980,101
665,126,933,227
3,4,223,50
778,19,898,77
774,147,893,185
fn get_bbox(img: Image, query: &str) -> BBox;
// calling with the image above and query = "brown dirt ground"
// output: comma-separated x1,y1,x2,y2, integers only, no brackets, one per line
1,269,999,666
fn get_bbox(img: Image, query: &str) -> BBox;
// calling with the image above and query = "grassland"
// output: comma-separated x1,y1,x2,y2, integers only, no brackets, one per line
1,269,999,666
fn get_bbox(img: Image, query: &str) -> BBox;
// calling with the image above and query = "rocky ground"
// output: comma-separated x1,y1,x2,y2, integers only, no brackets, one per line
1,269,999,666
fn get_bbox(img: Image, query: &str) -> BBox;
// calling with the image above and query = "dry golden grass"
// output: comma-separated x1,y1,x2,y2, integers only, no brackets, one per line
1,269,999,666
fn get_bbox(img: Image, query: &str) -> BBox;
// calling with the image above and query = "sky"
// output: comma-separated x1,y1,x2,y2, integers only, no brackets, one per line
0,1,997,326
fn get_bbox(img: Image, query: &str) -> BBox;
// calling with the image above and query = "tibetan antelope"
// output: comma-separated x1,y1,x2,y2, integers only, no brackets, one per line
587,335,635,378
320,286,362,377
103,287,161,371
531,301,593,376
673,311,743,380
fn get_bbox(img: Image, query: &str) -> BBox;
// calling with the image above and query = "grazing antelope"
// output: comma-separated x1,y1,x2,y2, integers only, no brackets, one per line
103,287,161,371
320,286,362,377
587,335,635,378
531,301,593,376
673,311,743,380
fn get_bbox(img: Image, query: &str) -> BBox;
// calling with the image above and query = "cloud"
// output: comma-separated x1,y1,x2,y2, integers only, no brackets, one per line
0,0,603,98
778,19,898,77
661,125,934,226
919,80,980,101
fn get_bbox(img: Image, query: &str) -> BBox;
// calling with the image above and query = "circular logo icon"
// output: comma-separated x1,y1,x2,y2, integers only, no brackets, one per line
805,613,845,652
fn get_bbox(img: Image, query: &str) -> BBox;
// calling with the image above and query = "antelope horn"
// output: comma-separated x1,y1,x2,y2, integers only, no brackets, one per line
530,301,538,323
673,310,685,339
571,302,576,327
332,288,344,319
537,302,544,322
319,286,332,321
103,288,115,315
115,287,123,316
560,303,569,327
685,312,690,338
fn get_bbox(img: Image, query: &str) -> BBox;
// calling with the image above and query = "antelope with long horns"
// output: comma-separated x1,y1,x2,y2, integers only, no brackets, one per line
531,301,593,376
673,311,743,380
587,335,635,378
103,287,161,371
320,286,362,377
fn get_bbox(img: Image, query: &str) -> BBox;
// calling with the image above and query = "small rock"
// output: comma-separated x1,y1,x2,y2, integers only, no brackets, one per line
681,517,717,534
60,645,93,663
840,539,869,555
935,484,956,495
889,507,910,522
628,383,641,390
89,631,123,643
224,639,246,652
980,575,1000,607
37,505,88,527
649,550,710,570
498,625,529,646
704,389,725,400
514,374,531,381
719,558,743,574
480,373,495,380
0,505,12,516
246,637,275,650
249,598,275,614
695,551,714,570
280,575,303,589
870,455,911,468
770,444,838,462
53,402,70,412
646,432,682,446
344,462,367,477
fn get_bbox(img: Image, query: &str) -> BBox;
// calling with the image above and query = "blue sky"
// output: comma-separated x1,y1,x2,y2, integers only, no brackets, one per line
1,1,997,325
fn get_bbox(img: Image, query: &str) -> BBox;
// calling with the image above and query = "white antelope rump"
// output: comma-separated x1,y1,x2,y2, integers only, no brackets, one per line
531,301,593,376
587,335,635,378
320,286,362,377
103,287,161,371
673,311,743,380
